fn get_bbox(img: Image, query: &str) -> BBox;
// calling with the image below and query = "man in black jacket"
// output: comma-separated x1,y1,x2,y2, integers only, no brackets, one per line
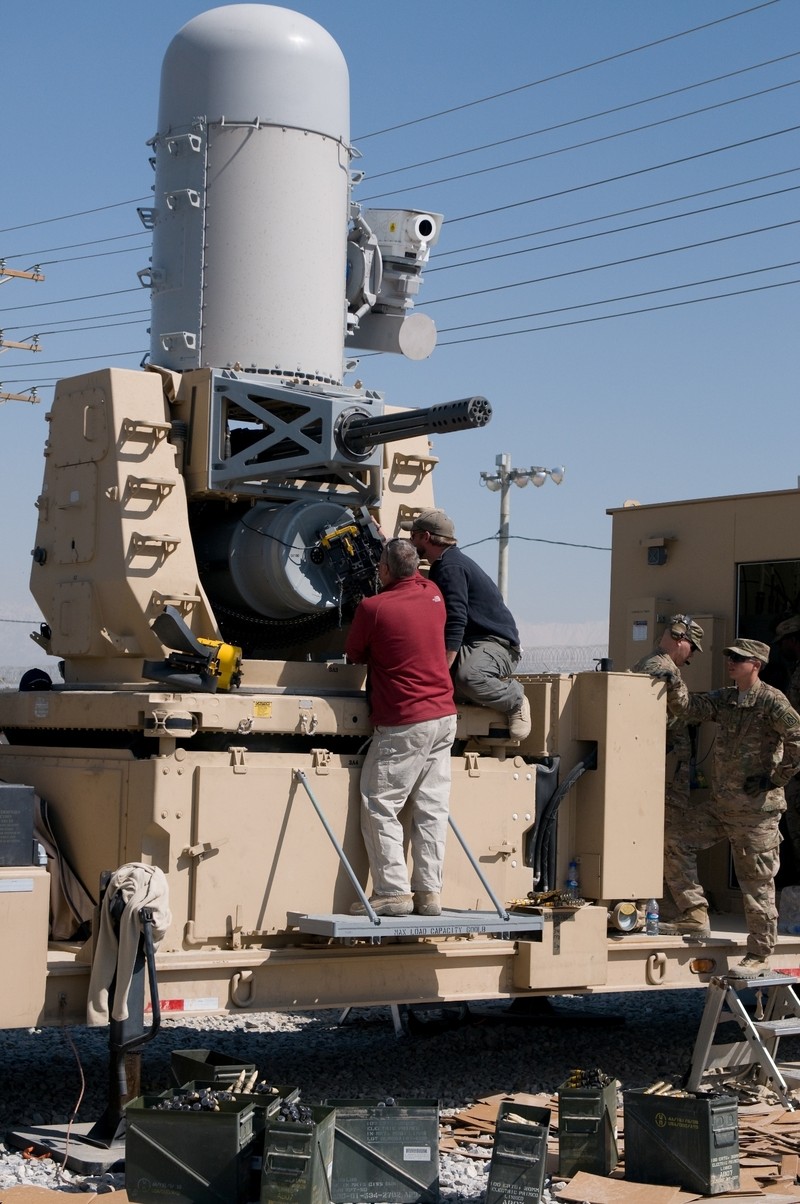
401,508,531,742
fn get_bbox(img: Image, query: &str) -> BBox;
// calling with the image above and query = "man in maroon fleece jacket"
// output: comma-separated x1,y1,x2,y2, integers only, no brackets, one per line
345,538,457,917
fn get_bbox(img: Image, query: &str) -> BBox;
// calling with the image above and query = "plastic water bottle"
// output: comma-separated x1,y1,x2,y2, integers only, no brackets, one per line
566,859,580,899
645,897,660,935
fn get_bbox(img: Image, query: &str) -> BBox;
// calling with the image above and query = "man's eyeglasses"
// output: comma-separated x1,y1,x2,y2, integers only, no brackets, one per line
726,653,750,664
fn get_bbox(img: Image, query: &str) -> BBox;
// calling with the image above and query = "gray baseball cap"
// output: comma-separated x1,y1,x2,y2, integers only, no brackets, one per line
399,508,456,539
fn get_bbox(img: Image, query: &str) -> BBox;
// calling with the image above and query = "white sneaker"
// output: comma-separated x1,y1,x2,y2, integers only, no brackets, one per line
508,694,531,741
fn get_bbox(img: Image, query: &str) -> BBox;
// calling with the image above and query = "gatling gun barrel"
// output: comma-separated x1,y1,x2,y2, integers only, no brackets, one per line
336,395,492,458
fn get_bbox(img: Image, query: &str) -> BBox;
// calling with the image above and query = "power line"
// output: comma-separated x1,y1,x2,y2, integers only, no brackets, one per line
358,78,800,202
4,241,796,377
354,0,781,139
2,308,149,334
435,167,800,259
429,182,800,276
366,50,800,181
10,170,796,303
0,348,144,375
424,217,800,306
0,197,152,236
0,9,793,390
438,258,800,333
0,287,142,314
6,281,798,387
37,245,149,268
0,26,791,305
462,533,611,553
5,255,794,379
6,165,794,294
445,124,800,226
0,9,787,257
437,274,800,347
511,535,611,552
4,317,149,343
2,231,149,262
0,377,63,387
4,141,792,329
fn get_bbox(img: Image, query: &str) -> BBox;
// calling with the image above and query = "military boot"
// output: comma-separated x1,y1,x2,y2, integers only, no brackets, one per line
727,953,770,979
658,906,711,937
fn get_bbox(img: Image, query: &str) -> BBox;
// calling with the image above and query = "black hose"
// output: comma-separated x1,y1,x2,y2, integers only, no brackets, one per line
532,746,598,891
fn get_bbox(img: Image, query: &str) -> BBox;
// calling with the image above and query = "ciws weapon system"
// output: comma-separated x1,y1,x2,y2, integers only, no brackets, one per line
0,5,673,1033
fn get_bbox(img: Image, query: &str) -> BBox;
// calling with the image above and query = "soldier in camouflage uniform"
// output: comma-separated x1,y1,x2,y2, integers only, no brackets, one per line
669,638,800,979
775,616,800,872
631,614,704,924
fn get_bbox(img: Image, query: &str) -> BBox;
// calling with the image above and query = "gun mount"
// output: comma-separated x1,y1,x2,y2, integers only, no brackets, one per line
174,373,491,503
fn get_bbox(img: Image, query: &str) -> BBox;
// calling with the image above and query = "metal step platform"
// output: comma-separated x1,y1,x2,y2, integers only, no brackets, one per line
287,908,544,939
6,1122,125,1176
291,768,541,938
686,973,800,1108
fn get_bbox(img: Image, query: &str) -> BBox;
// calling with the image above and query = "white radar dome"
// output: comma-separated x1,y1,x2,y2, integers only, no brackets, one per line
146,4,351,382
158,5,349,141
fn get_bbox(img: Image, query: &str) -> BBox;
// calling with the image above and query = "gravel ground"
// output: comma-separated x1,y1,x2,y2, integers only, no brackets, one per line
0,987,786,1199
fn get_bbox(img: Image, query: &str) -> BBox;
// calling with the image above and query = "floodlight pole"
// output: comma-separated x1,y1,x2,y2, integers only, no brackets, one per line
479,453,565,602
497,454,512,602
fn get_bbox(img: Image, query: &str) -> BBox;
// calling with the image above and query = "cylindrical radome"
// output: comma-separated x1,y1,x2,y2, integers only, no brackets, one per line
147,4,350,383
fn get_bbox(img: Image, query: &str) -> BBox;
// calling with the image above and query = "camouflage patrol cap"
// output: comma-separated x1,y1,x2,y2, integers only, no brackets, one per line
723,638,771,664
776,615,800,639
669,614,704,652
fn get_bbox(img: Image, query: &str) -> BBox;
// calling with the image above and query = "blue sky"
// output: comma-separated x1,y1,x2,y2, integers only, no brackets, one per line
1,0,798,663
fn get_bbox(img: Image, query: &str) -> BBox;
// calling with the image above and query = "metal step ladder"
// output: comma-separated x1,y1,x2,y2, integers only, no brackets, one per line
686,973,800,1108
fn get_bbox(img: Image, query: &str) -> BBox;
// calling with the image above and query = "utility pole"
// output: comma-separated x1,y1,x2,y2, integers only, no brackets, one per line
0,387,39,404
0,263,44,282
0,262,45,404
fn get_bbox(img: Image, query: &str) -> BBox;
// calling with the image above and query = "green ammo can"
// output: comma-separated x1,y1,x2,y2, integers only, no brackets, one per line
557,1075,619,1176
125,1090,257,1204
325,1098,440,1203
182,1081,300,1132
170,1047,257,1087
486,1102,551,1204
261,1104,336,1204
623,1090,740,1196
